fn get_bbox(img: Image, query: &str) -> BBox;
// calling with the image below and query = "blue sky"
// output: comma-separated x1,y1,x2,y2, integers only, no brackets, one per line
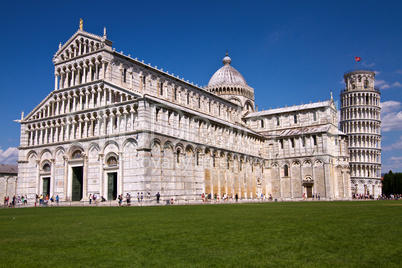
1,0,401,172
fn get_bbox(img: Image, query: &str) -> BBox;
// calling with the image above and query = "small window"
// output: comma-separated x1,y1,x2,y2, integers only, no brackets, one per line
284,165,289,177
155,108,160,122
313,111,317,121
177,150,180,163
291,138,295,148
196,151,200,166
122,69,127,83
279,139,284,149
261,119,264,128
302,137,306,147
276,117,280,126
294,114,297,124
160,83,164,96
313,135,317,146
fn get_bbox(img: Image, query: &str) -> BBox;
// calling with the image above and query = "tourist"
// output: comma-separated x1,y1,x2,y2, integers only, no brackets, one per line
141,192,143,202
56,195,59,205
126,193,131,206
137,192,140,202
156,192,160,203
89,194,92,205
235,193,238,202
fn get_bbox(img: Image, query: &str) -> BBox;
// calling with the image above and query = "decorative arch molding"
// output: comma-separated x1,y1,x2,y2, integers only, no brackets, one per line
41,160,52,173
67,143,84,157
314,159,324,166
39,149,53,160
175,142,185,152
26,150,38,161
54,147,66,162
292,161,301,167
228,96,243,106
244,100,255,111
163,140,174,152
185,145,195,156
102,140,120,155
105,152,119,166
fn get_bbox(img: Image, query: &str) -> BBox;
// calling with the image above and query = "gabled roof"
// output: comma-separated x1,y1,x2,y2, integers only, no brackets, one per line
245,100,335,118
53,29,112,63
259,123,345,138
0,164,18,175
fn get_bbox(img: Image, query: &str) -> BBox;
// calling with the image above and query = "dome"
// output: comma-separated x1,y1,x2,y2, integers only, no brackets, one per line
207,55,248,87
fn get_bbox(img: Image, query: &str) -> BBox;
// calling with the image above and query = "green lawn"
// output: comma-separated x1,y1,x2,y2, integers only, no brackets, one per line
0,201,401,267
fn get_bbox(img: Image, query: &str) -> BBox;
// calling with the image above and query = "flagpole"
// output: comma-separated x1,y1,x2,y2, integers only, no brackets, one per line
355,57,357,71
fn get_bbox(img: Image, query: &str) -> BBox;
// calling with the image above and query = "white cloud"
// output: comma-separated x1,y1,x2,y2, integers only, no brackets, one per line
0,147,19,165
381,101,402,132
396,70,402,74
391,82,402,87
381,100,401,114
383,136,402,151
382,156,402,173
362,61,375,67
375,79,402,90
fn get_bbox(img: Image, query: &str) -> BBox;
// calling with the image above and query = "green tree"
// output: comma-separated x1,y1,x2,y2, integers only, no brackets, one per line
382,171,402,196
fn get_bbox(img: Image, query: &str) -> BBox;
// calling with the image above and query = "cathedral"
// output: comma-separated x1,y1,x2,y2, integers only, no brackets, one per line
16,22,353,203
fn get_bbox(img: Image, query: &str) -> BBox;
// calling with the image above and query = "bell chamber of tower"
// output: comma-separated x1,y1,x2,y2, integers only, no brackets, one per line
340,70,382,197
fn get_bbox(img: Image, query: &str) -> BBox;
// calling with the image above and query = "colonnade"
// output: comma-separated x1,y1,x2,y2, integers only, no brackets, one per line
349,149,381,164
341,121,381,134
341,107,380,120
347,135,380,148
350,164,381,178
31,84,134,120
59,38,102,61
340,91,380,107
27,103,138,146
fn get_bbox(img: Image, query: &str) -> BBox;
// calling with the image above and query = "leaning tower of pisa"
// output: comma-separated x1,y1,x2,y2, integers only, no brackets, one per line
340,70,382,197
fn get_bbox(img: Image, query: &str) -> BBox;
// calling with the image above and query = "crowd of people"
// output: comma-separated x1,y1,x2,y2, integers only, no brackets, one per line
200,193,275,202
3,195,28,207
3,191,401,208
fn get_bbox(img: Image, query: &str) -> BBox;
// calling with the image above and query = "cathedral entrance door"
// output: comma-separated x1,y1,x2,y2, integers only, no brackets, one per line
108,173,117,200
72,166,83,201
306,186,313,198
42,177,50,196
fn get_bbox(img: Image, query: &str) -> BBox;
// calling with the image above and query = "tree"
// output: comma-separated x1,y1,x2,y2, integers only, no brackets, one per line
382,171,402,196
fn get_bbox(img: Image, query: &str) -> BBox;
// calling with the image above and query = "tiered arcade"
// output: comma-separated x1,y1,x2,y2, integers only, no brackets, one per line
340,70,381,196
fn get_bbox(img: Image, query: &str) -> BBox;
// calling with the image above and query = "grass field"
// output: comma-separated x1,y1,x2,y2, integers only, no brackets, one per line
0,201,401,267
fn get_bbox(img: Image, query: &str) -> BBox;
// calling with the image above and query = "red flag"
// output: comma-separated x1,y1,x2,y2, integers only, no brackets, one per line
355,57,361,62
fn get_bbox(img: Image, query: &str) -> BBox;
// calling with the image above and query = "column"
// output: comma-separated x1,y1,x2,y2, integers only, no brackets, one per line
82,154,89,201
54,73,59,90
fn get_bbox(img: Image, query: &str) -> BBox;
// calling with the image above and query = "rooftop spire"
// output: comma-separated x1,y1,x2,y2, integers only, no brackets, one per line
79,18,83,30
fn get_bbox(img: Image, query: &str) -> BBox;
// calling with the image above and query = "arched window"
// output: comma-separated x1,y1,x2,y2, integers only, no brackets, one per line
177,149,180,163
107,156,117,166
284,165,289,177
